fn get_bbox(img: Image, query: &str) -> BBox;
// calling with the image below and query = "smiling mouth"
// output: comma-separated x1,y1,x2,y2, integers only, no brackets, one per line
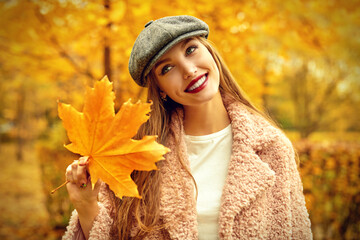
184,74,208,93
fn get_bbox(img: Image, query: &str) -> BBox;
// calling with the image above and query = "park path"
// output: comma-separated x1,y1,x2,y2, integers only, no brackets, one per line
0,143,54,240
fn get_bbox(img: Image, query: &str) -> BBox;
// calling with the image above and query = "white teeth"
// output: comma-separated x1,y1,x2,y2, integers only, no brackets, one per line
188,75,206,91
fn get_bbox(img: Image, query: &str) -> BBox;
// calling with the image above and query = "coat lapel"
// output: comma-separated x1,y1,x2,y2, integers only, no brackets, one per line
218,96,276,238
159,110,198,239
159,96,276,239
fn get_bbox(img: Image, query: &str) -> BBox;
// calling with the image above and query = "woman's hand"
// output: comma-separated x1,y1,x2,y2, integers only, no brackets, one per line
66,157,101,238
66,156,101,206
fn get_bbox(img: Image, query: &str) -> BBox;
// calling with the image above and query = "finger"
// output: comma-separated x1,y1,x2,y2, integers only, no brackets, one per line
79,156,89,166
77,164,88,186
83,178,101,192
93,178,102,191
66,164,74,182
71,160,79,183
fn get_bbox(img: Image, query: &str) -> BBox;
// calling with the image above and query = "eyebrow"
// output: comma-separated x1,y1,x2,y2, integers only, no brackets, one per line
154,38,194,71
154,58,170,71
181,38,193,49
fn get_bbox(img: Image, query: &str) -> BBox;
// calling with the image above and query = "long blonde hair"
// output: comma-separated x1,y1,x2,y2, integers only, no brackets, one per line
113,37,270,239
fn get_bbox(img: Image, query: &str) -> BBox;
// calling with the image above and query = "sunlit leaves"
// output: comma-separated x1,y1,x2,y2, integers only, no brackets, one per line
58,76,170,198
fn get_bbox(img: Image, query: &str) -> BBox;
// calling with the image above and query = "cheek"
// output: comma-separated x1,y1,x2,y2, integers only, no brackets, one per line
210,57,219,72
208,58,220,81
200,51,218,71
158,78,180,95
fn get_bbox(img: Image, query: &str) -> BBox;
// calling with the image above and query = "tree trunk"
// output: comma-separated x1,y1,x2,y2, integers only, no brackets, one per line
15,84,26,161
261,61,271,115
104,0,112,82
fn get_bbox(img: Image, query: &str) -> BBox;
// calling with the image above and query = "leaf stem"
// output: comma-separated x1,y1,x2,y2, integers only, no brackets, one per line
51,180,69,194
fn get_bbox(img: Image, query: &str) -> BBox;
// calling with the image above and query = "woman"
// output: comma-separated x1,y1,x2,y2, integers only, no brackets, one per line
63,15,312,239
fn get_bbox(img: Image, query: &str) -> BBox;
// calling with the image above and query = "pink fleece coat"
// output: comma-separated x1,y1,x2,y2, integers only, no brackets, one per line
62,95,312,240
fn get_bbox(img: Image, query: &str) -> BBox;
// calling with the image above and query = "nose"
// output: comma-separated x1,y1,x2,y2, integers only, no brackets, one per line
182,60,197,80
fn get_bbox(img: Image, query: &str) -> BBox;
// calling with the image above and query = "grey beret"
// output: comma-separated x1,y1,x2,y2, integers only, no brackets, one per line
129,15,209,87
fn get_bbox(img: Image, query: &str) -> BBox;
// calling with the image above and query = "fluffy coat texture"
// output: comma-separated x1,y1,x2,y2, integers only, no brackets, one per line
62,95,312,239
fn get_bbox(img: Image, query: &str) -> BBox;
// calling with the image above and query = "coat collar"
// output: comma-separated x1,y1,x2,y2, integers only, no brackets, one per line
218,95,276,238
159,95,275,239
159,109,198,239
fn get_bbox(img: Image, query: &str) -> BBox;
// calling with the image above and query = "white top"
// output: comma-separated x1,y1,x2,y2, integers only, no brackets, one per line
184,124,233,240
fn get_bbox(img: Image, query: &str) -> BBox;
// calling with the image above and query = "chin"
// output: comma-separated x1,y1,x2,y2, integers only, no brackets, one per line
195,90,220,104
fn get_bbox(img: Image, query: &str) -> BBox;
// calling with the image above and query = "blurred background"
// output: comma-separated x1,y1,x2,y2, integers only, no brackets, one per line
0,0,359,239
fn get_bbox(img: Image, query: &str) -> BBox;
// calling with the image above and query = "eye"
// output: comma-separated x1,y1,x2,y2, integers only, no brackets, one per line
185,45,197,55
161,65,172,75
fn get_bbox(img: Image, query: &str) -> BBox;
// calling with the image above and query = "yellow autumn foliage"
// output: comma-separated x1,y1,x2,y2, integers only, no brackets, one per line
0,0,359,239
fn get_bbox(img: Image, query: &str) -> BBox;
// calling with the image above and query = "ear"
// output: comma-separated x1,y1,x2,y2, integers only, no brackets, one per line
160,91,166,98
160,91,167,101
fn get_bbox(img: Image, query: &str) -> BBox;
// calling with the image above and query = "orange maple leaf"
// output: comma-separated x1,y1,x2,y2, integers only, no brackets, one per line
57,76,170,199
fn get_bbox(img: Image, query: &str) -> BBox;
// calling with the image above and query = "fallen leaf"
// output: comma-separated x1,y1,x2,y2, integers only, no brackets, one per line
58,76,170,198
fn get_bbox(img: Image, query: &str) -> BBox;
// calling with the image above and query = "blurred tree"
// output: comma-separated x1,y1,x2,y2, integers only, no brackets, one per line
0,0,359,145
282,57,360,139
0,0,359,238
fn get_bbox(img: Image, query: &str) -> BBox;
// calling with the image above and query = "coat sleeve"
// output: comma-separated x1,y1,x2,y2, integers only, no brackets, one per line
62,183,115,240
284,137,313,239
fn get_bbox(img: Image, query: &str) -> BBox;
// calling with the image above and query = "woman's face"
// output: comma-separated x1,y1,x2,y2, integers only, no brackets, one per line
153,38,220,107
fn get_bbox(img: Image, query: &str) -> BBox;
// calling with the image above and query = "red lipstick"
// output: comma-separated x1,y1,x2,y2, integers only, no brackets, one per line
184,74,208,93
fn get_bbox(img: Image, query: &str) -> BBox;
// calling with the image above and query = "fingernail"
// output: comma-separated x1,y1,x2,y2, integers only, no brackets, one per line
79,158,89,166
